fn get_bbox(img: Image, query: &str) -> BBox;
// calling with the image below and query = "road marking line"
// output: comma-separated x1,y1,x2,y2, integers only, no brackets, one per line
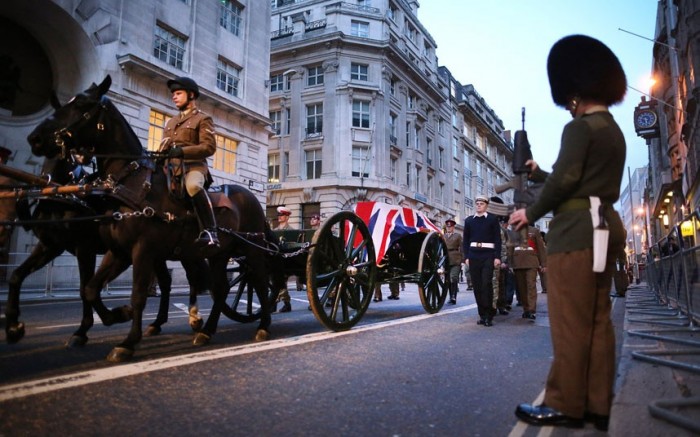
0,303,476,402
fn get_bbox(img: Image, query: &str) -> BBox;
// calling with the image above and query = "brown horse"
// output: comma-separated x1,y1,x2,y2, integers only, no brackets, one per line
27,75,276,361
0,158,209,345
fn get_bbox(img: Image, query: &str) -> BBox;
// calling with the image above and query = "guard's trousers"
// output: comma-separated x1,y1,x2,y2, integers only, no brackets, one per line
543,248,615,419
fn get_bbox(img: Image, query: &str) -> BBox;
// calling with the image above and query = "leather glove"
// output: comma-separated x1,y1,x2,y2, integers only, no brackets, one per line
168,146,184,159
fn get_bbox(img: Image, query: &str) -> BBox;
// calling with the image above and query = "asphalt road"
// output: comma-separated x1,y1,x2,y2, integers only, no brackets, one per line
0,282,623,436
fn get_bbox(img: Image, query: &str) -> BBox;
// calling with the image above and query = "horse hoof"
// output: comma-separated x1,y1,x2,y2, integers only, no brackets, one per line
193,332,211,346
255,329,270,342
6,322,25,344
65,335,88,348
144,325,161,337
106,346,134,362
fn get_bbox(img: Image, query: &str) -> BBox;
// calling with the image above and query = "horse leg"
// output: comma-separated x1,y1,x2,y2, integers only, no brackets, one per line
193,256,227,346
145,260,173,336
182,257,209,331
106,256,153,362
87,252,134,326
65,248,97,348
5,242,64,343
252,255,272,341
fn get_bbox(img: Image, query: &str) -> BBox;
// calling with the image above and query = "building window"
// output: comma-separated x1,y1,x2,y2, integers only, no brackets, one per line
154,25,186,69
352,100,370,128
390,157,397,183
268,153,280,183
390,78,396,96
427,174,433,197
216,59,240,97
388,3,398,22
213,134,238,174
439,182,444,204
270,73,284,92
352,146,370,177
285,108,291,135
416,166,422,193
270,110,281,135
306,149,322,179
351,63,368,81
439,147,445,169
307,65,324,86
351,20,369,37
414,126,420,149
408,93,415,109
453,169,460,190
406,162,412,188
405,122,410,148
220,0,242,36
389,113,397,141
147,109,171,152
452,137,459,158
426,138,432,164
306,103,323,135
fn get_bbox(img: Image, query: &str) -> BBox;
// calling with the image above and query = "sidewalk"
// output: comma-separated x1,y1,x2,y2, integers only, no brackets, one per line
609,282,700,436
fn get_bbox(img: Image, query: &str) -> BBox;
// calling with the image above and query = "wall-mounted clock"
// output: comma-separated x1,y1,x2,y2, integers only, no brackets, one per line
635,109,658,129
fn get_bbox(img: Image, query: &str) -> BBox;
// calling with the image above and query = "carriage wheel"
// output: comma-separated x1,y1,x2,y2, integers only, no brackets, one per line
221,262,277,323
306,211,376,331
417,231,449,313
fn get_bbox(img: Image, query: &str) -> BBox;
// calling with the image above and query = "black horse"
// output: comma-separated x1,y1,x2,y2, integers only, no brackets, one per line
27,75,277,361
0,157,210,345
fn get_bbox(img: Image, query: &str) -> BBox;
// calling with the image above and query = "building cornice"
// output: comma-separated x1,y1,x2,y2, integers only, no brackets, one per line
116,53,270,126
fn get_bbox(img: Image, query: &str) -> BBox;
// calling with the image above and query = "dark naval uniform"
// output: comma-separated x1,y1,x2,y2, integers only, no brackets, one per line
462,212,501,324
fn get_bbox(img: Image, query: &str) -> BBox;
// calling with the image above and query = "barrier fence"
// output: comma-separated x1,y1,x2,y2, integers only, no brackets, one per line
629,214,700,433
0,252,192,298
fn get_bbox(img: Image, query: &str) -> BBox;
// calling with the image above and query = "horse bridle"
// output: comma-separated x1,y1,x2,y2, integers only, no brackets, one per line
52,95,109,161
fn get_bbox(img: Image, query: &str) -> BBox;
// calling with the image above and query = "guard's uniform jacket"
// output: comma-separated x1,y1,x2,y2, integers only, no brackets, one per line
508,226,546,270
162,108,216,176
445,231,463,267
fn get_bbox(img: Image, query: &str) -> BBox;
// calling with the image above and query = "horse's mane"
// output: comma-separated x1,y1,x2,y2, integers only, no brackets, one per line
100,95,147,157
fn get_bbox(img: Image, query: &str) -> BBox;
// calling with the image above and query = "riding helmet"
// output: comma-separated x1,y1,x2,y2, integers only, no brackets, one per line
547,34,626,107
167,77,200,99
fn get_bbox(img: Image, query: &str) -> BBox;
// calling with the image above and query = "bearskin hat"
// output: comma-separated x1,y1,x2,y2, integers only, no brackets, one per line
547,35,626,107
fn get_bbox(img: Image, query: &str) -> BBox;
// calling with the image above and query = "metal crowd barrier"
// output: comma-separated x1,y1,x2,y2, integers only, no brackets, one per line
0,252,192,299
627,214,700,433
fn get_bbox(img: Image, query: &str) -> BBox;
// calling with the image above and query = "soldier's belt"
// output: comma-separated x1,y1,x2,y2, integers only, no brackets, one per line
554,198,591,215
470,242,495,249
514,247,534,251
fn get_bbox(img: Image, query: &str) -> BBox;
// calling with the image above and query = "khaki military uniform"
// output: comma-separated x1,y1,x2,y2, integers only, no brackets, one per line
445,231,463,302
508,226,546,315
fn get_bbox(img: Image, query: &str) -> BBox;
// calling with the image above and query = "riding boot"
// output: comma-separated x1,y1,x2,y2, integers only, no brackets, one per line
192,190,220,249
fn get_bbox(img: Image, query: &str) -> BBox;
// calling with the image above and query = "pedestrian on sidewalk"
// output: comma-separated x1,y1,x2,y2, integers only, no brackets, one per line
509,34,627,432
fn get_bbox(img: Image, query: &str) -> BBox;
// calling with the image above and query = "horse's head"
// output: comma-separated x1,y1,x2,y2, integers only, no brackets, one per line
27,75,113,161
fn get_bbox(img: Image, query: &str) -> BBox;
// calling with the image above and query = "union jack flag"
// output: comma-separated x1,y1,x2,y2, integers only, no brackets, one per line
354,201,441,264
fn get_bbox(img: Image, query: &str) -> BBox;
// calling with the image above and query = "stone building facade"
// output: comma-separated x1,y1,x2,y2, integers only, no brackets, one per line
0,0,271,287
268,0,513,230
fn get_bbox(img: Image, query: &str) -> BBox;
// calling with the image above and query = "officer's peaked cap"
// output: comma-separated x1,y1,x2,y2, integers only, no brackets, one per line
167,77,200,99
547,35,626,107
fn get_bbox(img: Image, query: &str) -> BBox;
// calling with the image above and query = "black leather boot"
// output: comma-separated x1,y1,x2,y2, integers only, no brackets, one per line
192,190,220,249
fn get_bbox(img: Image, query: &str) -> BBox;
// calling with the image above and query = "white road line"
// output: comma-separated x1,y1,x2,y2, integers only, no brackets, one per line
0,303,477,402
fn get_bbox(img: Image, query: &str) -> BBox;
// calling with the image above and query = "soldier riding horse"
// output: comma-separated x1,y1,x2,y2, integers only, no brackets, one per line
26,75,276,361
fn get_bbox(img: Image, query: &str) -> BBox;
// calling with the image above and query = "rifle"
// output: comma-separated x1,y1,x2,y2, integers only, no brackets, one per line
493,108,542,247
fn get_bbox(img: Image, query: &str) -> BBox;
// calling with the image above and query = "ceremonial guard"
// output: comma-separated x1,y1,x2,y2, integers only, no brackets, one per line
160,77,219,250
444,218,463,305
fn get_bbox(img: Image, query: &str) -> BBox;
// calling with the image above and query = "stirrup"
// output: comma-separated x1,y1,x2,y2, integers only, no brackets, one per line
195,230,219,247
